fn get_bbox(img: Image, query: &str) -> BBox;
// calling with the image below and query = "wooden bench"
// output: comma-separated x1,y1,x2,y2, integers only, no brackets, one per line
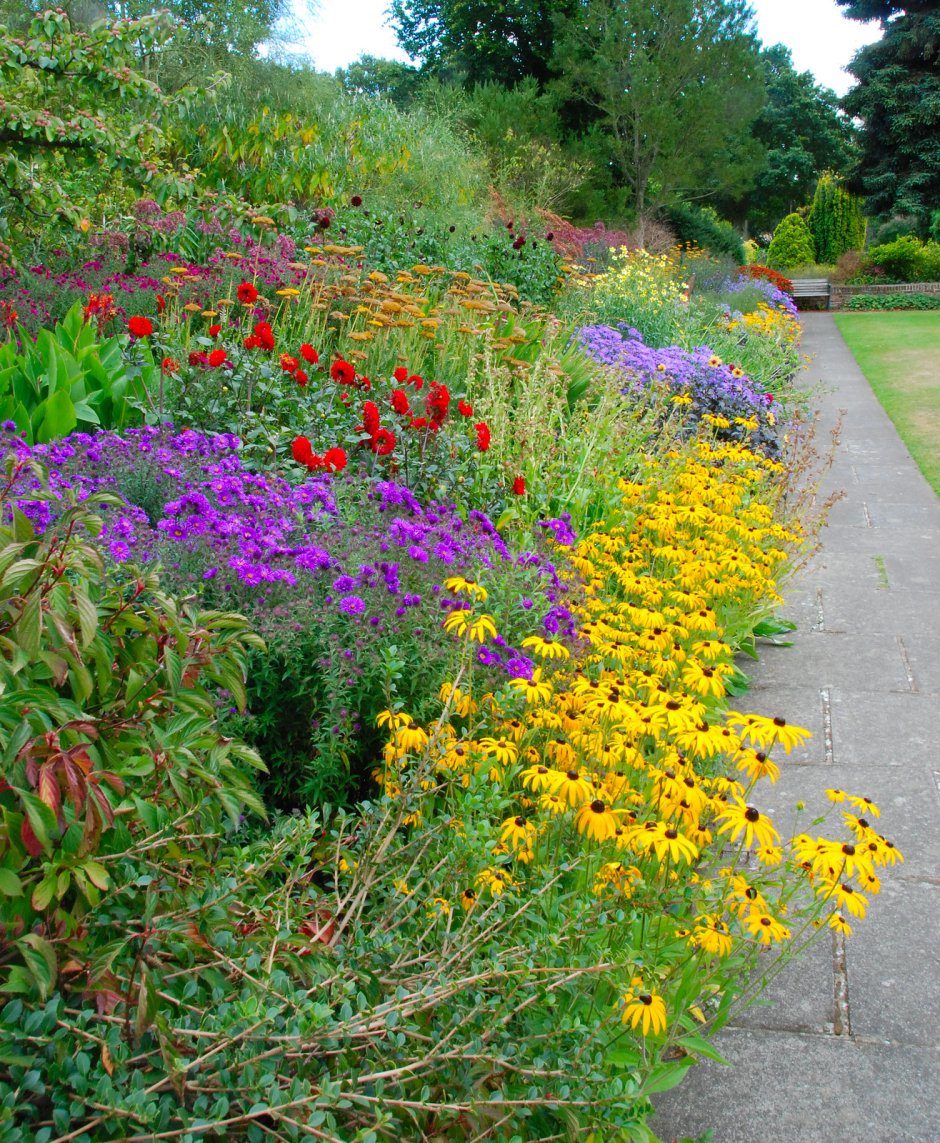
790,278,831,309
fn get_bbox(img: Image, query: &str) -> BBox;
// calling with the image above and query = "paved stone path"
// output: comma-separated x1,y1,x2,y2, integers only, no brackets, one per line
652,313,940,1143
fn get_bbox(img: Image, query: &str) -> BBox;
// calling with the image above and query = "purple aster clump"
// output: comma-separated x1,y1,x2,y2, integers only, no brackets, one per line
0,426,581,684
575,323,780,455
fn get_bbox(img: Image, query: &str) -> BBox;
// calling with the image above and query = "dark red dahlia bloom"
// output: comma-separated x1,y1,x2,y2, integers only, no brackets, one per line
324,447,347,472
128,315,153,338
253,321,275,350
370,428,396,456
295,369,308,387
300,343,319,364
475,422,491,452
361,400,381,436
458,399,473,417
391,389,411,416
237,282,259,305
292,436,314,466
280,354,300,373
209,323,222,337
426,381,450,426
512,476,526,495
331,359,356,385
208,348,227,367
393,366,408,383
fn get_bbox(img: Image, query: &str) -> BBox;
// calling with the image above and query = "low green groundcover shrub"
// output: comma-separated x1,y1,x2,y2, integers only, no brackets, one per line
843,292,940,310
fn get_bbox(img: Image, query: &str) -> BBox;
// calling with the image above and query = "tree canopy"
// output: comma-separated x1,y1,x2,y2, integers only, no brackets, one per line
838,0,940,230
550,0,765,230
731,45,856,234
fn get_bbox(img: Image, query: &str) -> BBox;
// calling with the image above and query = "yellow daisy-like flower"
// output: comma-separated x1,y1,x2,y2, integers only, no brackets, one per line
276,287,301,297
715,799,780,850
846,793,880,818
377,709,410,730
593,861,641,897
743,911,791,944
500,815,537,853
476,866,515,897
621,982,668,1036
442,576,488,603
632,820,700,864
394,721,429,755
477,737,518,767
539,791,567,816
554,769,594,808
828,911,852,936
467,614,498,643
521,635,570,660
459,888,477,912
734,747,780,784
726,712,811,754
819,881,867,919
509,667,553,706
825,788,847,803
520,765,559,794
692,916,733,957
574,799,620,843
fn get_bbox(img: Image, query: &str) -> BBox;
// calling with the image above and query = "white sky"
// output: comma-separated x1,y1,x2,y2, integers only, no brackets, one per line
290,0,883,97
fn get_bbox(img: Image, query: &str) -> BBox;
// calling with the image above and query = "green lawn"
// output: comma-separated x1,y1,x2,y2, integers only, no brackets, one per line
834,312,940,497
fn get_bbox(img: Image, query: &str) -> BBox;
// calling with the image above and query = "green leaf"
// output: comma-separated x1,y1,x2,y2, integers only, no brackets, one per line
675,1034,732,1065
16,934,57,1000
36,387,77,442
0,868,23,897
19,791,57,853
637,1058,692,1096
73,585,98,648
17,591,42,660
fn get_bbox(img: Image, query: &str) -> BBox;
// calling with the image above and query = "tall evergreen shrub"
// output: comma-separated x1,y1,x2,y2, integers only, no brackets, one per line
807,173,867,263
767,212,817,269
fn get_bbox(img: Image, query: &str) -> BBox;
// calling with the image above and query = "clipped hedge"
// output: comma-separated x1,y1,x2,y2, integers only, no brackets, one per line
842,292,940,310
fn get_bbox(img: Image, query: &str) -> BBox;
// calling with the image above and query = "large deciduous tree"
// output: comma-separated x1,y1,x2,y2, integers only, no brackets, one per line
733,45,856,234
838,0,940,230
550,0,765,237
390,0,575,88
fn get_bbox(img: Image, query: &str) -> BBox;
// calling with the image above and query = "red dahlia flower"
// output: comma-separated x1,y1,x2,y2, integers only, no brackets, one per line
300,343,319,364
409,416,428,430
426,381,450,425
370,428,396,456
292,436,314,466
161,356,180,374
295,369,308,387
324,447,347,472
209,323,222,337
458,399,473,417
475,422,491,452
189,350,208,367
393,366,408,383
237,282,259,304
280,354,299,372
208,348,227,367
243,334,259,350
512,476,526,495
156,295,166,314
254,321,275,350
391,389,411,416
331,359,356,385
128,316,153,338
361,400,380,436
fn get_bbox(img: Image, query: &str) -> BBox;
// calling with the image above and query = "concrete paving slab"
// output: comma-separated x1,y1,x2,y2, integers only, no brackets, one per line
745,631,913,695
897,635,940,694
848,879,940,1048
729,933,835,1036
818,584,940,637
828,691,940,768
658,315,940,1143
651,1029,940,1143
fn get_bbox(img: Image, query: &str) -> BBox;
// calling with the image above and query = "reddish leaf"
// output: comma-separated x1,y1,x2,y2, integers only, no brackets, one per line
20,816,43,857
